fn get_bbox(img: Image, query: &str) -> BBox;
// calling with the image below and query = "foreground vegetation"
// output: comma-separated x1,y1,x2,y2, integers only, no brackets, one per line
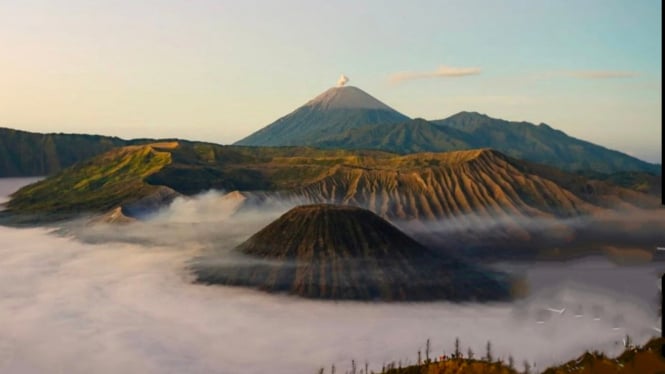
319,336,665,374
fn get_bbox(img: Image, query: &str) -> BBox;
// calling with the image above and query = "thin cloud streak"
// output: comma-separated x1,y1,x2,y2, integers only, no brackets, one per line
389,65,481,84
564,70,639,79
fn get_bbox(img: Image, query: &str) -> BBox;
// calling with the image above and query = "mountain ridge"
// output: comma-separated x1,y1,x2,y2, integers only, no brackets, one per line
4,142,662,260
432,111,659,174
4,142,658,224
0,127,133,177
1,103,659,178
310,112,659,174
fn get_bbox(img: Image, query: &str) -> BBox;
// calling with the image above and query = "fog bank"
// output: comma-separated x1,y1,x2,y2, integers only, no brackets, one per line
0,179,663,373
0,225,662,374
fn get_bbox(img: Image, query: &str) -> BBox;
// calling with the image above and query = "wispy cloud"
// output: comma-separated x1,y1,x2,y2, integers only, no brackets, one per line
389,65,481,84
564,70,639,79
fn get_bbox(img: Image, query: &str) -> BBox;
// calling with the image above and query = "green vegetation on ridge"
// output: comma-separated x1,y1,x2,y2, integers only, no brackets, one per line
433,112,660,175
0,127,153,177
3,141,659,225
311,112,659,175
5,143,175,221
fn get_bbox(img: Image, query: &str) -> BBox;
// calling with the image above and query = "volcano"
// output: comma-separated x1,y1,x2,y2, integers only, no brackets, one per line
234,86,410,146
192,204,512,301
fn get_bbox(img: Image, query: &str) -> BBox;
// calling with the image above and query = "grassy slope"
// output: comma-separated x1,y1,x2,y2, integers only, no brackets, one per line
144,143,394,194
2,142,390,220
5,142,175,220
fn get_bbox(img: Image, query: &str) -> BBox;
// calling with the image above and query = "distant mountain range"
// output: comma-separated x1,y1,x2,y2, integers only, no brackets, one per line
235,86,660,175
0,85,660,180
433,112,660,174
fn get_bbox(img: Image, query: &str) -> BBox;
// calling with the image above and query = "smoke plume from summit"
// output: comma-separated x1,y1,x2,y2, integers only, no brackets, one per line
337,74,349,87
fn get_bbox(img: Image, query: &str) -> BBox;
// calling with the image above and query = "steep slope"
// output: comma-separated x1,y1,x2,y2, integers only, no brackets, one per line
296,149,603,220
314,118,474,153
4,142,180,222
234,86,410,146
6,142,662,260
432,111,660,174
5,143,659,225
193,204,512,301
1,142,384,222
289,150,662,258
0,127,146,177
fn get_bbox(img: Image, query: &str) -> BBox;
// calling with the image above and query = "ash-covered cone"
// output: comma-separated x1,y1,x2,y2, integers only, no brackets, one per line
193,204,512,301
234,85,409,146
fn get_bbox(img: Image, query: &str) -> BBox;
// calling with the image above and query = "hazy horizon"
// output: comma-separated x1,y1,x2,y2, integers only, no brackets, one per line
0,1,661,163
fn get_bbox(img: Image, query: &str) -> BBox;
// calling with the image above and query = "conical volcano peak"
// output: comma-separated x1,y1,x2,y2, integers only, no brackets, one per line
193,203,513,301
236,203,432,259
234,84,410,146
304,86,396,111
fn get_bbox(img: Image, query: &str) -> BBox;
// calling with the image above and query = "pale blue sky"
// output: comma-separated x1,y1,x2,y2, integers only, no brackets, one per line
0,0,661,162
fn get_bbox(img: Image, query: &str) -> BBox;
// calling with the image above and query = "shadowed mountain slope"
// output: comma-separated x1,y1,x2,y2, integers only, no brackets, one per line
193,204,512,301
293,148,657,221
309,112,659,175
0,127,159,177
432,111,659,174
314,118,474,154
574,169,661,197
234,86,410,146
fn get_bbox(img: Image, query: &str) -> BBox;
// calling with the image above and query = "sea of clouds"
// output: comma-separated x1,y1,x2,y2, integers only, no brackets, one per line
0,179,662,374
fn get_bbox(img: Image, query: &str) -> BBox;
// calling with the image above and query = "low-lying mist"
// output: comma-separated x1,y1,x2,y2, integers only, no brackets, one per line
66,190,287,248
1,181,664,373
397,206,665,260
65,188,665,260
0,177,42,206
